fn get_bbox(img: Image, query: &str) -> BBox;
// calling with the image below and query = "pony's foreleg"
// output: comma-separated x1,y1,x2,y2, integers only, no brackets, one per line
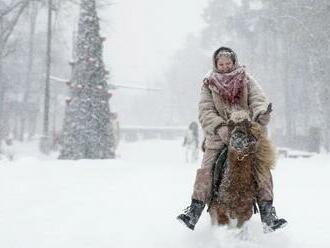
235,224,250,241
209,205,229,226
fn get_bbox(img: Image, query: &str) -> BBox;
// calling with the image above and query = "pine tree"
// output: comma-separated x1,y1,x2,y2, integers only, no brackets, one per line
59,0,115,159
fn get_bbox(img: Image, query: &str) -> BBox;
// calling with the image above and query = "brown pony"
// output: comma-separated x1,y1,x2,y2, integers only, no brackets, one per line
208,110,276,228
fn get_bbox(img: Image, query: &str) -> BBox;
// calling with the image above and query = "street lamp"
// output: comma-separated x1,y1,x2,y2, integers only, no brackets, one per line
39,0,53,154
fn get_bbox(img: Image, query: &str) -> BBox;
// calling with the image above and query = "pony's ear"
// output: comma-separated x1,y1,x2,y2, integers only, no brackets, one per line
228,120,235,131
250,122,261,138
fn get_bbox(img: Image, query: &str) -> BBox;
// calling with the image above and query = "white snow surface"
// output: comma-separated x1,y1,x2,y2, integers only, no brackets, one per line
0,139,329,248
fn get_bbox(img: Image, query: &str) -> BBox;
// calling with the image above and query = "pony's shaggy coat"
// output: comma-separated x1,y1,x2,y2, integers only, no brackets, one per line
208,110,276,227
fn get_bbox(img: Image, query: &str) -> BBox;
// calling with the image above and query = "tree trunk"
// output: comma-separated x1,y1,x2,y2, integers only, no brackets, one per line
0,18,5,147
20,1,38,141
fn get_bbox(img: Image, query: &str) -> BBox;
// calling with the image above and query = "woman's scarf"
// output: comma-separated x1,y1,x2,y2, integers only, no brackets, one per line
204,66,247,105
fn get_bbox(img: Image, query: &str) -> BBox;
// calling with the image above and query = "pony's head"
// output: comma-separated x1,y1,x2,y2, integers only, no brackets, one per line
227,111,256,157
226,110,276,172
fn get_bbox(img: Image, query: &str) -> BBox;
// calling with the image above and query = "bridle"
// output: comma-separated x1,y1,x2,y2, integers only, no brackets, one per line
229,124,257,161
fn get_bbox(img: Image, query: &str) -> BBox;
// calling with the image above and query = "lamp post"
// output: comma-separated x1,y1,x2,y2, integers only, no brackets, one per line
40,0,53,154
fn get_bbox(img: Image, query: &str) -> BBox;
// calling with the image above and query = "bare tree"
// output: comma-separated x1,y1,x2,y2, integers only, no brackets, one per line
19,0,39,141
0,0,29,145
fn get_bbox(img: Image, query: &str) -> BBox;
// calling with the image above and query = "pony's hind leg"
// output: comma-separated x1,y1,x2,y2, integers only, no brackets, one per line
208,206,218,225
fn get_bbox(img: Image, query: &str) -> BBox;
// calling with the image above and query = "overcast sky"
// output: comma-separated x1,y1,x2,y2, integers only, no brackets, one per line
100,0,208,86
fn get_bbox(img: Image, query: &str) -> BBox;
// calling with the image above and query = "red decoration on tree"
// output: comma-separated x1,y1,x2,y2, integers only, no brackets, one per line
65,97,72,105
88,57,96,62
111,112,118,119
106,90,113,98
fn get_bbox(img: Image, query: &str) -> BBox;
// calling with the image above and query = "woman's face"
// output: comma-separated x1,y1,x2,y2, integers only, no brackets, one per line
216,56,234,73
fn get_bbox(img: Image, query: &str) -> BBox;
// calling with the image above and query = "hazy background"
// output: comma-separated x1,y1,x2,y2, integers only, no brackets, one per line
102,0,208,127
1,0,329,153
104,0,208,82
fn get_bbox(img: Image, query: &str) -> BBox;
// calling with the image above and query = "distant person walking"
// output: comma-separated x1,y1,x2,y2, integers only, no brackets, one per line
183,122,199,163
1,138,15,161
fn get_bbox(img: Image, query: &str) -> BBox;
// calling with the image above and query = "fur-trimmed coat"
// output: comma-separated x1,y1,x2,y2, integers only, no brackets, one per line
199,73,269,149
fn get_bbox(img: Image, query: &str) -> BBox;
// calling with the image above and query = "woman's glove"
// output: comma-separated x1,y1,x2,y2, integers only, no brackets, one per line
257,112,271,126
217,126,229,144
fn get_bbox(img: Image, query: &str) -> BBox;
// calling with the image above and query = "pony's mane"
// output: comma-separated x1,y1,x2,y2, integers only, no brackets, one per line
250,122,276,184
229,110,277,184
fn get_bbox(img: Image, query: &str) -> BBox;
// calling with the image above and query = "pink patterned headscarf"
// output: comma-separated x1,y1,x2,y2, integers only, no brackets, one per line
204,66,247,105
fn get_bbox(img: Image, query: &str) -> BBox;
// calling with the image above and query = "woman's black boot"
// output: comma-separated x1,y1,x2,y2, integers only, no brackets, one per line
259,201,288,233
177,199,205,230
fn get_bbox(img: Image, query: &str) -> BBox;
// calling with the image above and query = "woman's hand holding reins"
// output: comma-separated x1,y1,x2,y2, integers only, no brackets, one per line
257,112,271,126
217,126,229,144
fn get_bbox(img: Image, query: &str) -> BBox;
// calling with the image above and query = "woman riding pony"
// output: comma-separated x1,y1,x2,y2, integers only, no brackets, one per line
177,47,287,232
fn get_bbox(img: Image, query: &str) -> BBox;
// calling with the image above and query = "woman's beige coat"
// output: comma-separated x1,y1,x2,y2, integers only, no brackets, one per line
199,73,269,149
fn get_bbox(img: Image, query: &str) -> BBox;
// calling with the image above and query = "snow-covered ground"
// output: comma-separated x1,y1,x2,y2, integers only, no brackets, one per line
0,139,329,248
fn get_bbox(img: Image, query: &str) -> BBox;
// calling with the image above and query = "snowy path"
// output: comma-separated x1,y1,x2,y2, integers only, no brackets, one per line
0,140,329,248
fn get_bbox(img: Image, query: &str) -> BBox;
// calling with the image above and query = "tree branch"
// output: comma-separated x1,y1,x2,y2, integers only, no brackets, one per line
0,0,29,18
1,0,29,51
